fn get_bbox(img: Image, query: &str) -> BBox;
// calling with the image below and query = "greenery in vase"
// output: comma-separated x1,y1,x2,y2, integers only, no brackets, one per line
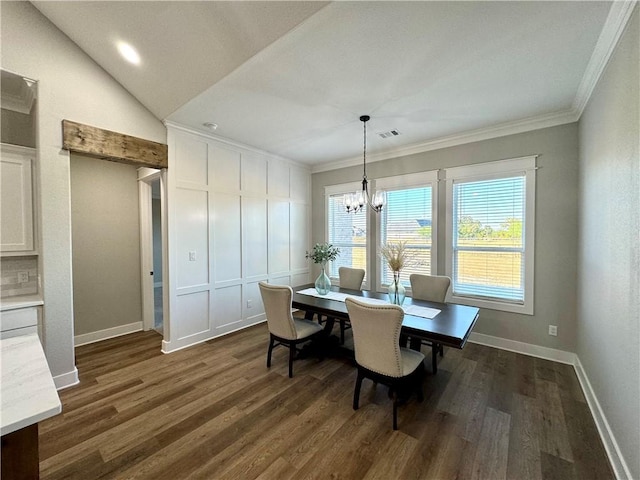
306,243,340,265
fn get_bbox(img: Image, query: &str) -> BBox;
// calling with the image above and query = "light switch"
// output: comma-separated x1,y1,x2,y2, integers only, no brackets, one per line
188,251,196,261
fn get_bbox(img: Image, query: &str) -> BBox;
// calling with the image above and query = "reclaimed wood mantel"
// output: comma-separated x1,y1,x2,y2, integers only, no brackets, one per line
62,120,168,169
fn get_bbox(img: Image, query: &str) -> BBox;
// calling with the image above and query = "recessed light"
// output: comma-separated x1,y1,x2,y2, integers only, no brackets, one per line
203,122,218,131
117,42,141,65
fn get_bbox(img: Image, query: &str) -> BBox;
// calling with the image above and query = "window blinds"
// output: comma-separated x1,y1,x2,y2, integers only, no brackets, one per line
380,186,432,286
452,175,525,302
327,194,367,279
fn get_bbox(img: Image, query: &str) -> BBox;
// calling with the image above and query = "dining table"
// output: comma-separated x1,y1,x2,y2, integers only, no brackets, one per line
292,283,480,373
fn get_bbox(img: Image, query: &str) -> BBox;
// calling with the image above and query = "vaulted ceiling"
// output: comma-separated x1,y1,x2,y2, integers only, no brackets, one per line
33,1,615,169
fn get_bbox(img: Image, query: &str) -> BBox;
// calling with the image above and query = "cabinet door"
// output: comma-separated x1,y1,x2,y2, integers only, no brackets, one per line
1,144,35,252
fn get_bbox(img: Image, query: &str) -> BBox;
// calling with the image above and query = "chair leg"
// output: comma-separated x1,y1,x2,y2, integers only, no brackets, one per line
288,342,296,378
340,319,346,344
416,363,425,402
392,390,398,430
439,343,444,357
432,343,438,374
266,335,275,368
353,369,364,410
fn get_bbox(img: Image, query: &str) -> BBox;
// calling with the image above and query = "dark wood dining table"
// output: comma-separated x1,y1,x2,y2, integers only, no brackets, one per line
292,283,480,373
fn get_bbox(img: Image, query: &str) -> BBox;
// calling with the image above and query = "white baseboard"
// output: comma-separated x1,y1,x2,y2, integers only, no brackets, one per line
573,357,632,480
74,321,143,347
53,367,79,390
468,331,631,480
468,332,577,364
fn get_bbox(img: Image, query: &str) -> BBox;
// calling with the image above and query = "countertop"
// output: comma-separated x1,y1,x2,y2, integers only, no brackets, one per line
1,333,61,436
0,295,44,312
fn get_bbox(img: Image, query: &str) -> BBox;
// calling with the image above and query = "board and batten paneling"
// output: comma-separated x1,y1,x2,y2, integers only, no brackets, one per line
164,126,311,353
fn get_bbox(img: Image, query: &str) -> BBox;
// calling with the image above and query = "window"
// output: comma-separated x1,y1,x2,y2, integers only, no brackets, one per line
375,172,438,290
325,183,368,285
444,156,536,314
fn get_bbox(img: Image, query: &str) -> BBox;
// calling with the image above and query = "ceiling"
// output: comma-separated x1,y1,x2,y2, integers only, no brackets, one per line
32,1,614,170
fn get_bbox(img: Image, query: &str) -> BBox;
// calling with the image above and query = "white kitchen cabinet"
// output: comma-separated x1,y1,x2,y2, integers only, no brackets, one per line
1,144,35,254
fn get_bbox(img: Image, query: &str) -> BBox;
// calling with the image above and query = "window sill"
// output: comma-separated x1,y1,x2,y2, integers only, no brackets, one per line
449,294,533,315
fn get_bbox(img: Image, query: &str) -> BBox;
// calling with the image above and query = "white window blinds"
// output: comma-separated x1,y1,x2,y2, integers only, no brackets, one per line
327,193,367,280
380,186,433,287
452,175,525,302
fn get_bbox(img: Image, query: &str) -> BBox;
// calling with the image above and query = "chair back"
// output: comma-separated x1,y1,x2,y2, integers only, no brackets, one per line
259,282,296,340
345,298,404,377
339,267,365,290
409,274,451,303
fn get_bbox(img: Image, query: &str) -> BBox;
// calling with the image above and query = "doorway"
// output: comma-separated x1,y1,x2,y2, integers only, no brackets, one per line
139,170,166,335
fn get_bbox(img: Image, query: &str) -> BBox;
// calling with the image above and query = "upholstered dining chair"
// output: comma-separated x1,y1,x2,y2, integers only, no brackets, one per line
409,274,451,371
335,267,365,343
345,297,425,430
259,282,324,378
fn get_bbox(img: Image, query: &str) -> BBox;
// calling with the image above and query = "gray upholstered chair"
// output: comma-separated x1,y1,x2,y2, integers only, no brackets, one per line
259,282,324,378
409,274,451,372
333,267,366,344
345,297,425,430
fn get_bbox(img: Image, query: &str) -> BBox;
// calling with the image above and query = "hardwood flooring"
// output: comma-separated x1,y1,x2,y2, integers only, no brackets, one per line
39,324,614,479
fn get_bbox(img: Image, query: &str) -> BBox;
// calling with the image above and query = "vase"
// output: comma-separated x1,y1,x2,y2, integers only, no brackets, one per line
388,272,405,305
315,263,331,295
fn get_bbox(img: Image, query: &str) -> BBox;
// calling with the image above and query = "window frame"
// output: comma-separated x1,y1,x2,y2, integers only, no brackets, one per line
444,156,536,315
324,181,370,290
374,171,439,293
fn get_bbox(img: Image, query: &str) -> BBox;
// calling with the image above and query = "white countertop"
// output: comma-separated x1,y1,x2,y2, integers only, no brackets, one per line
0,295,44,312
1,333,61,436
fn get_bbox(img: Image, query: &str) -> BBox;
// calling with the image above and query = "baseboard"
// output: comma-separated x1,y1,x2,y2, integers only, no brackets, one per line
468,332,577,364
53,367,79,391
468,331,631,479
161,319,266,354
74,321,143,347
573,357,632,480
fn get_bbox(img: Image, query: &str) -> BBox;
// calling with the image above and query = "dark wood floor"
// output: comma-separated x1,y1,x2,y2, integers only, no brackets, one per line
39,324,613,480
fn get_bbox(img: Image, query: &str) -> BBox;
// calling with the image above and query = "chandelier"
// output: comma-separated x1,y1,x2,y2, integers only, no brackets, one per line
344,115,385,214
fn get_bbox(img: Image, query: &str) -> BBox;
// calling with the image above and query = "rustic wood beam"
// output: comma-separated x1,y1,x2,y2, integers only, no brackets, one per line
62,120,168,169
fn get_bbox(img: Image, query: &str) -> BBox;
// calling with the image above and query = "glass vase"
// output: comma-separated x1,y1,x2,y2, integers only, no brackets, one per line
388,272,406,305
315,263,331,295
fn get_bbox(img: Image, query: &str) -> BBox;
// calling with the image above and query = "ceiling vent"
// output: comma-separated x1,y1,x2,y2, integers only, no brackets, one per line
378,129,401,139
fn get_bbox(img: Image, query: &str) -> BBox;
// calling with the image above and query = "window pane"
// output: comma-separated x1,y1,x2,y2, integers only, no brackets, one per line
452,176,525,302
380,186,432,286
327,194,367,280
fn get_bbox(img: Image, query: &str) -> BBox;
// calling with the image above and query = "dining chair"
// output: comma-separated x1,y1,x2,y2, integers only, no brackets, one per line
345,297,425,430
409,274,451,372
334,267,365,344
259,282,324,378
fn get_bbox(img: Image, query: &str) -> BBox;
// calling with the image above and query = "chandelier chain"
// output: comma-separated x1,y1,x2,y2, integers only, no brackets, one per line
363,119,367,180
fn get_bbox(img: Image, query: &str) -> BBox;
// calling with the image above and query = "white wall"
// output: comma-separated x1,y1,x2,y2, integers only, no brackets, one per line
1,1,165,388
577,7,639,479
163,125,310,352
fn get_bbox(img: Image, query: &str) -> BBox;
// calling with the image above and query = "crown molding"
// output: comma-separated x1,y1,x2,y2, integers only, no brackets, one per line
312,108,577,174
163,120,310,171
573,1,638,117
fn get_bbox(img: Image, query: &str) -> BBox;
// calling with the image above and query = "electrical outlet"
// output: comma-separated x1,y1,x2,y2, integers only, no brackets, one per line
247,299,253,309
17,271,29,283
548,325,557,336
188,251,196,261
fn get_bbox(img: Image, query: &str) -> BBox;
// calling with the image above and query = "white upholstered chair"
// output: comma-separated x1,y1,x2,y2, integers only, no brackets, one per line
409,274,451,372
259,282,323,378
332,267,366,344
339,267,365,290
345,297,425,430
